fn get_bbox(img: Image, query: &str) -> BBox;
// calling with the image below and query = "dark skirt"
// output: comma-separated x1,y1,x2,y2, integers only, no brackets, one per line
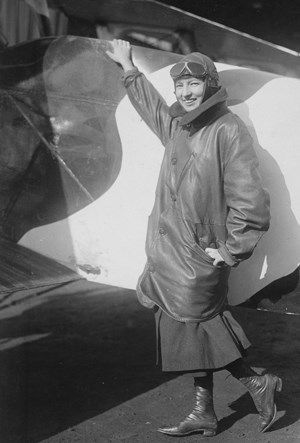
154,308,251,372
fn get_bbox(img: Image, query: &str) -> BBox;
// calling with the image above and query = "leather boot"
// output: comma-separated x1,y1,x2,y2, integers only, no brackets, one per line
157,385,218,437
239,374,282,432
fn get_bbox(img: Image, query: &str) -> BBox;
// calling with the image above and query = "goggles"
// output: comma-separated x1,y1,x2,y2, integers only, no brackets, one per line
170,61,208,80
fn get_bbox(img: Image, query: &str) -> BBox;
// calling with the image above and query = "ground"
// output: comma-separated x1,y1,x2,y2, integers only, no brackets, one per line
0,279,299,442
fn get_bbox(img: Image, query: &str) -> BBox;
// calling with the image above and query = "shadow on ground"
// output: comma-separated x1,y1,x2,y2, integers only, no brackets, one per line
0,281,173,443
0,280,299,442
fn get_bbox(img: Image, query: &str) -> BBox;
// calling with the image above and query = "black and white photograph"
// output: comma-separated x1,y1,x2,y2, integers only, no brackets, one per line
0,1,299,442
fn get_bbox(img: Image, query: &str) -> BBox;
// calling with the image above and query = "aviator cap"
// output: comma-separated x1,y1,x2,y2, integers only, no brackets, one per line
170,52,219,88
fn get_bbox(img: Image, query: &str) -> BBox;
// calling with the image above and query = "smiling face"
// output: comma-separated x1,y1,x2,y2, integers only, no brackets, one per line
174,76,206,112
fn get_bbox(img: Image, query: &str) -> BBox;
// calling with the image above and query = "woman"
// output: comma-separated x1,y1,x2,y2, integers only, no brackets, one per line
106,39,282,437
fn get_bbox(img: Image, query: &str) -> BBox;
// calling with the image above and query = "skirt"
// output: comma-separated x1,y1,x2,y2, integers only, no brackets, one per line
154,308,251,372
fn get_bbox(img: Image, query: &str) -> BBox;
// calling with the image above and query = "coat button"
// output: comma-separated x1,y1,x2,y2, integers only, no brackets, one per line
149,264,155,272
171,194,177,201
171,157,177,165
159,227,166,235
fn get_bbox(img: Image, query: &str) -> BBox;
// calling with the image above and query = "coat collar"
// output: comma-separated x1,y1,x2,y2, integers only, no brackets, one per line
168,86,228,127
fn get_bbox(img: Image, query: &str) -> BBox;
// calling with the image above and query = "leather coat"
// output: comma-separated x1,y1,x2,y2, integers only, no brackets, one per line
122,64,270,323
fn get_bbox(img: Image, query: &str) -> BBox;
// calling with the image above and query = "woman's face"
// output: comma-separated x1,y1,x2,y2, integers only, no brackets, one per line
174,76,205,112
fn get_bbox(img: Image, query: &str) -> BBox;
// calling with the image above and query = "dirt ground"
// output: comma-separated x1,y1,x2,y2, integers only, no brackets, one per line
0,279,299,443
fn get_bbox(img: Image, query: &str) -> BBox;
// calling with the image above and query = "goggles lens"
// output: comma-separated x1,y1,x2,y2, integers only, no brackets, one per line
170,62,207,79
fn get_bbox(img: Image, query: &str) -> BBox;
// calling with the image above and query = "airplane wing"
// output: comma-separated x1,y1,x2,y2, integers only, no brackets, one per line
49,0,300,77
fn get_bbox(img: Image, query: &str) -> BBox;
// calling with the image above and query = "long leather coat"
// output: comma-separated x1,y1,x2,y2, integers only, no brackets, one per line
122,64,270,323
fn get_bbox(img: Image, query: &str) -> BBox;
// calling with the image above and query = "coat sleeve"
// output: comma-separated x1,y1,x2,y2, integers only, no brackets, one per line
218,119,270,267
122,68,172,146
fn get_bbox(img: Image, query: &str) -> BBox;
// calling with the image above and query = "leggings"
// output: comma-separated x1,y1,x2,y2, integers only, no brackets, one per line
183,358,257,388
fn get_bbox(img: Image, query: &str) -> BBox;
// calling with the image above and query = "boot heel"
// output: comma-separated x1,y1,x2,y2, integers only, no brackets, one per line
275,377,283,392
203,428,217,437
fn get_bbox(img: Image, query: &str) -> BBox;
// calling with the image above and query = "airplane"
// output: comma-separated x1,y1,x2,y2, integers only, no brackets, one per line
0,33,299,316
0,0,300,313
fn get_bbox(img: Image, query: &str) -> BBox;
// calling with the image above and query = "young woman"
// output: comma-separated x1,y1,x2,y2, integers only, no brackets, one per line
106,39,282,437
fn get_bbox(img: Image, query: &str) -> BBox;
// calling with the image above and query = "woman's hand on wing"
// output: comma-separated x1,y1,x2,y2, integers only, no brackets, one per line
106,39,134,71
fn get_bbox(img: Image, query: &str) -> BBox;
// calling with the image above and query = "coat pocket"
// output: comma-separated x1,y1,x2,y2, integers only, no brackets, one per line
195,222,218,250
192,240,216,264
